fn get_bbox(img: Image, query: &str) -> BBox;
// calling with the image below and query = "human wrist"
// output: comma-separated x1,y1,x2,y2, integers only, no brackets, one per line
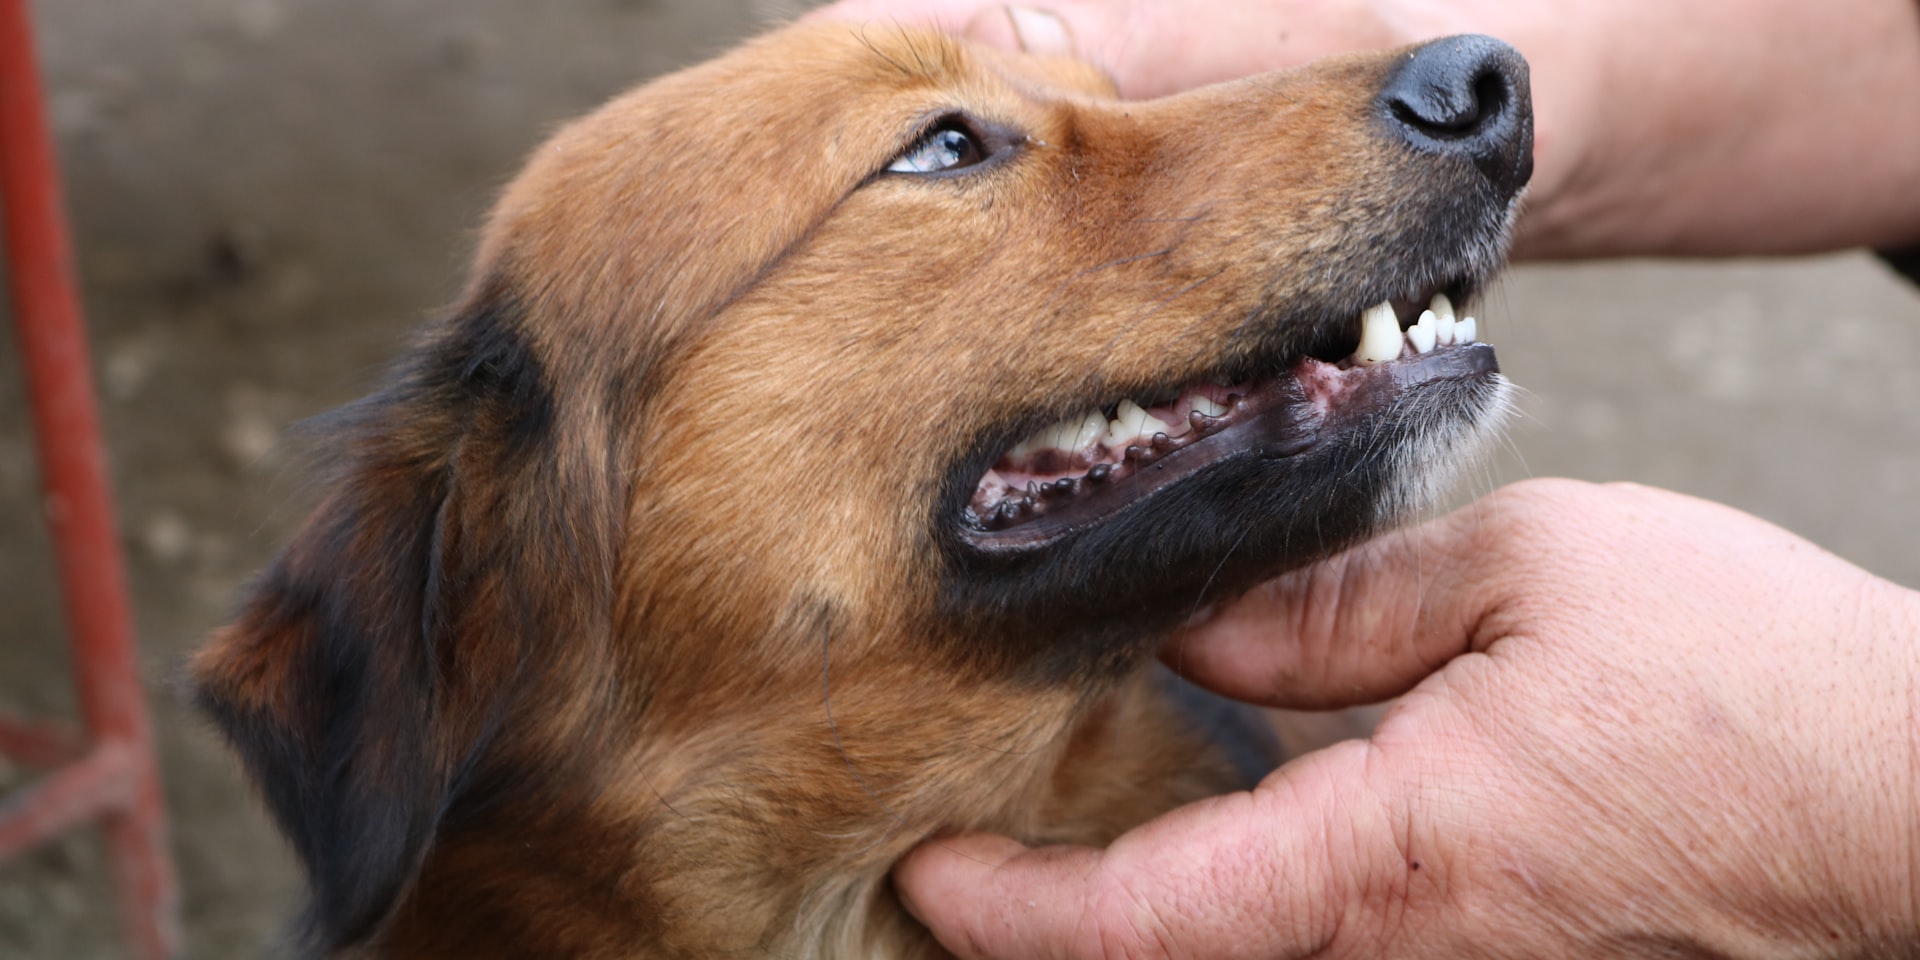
1852,581,1920,953
1755,578,1920,957
1509,0,1920,258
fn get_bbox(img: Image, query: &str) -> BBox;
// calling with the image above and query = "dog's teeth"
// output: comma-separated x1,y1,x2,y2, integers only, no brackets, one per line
1014,421,1054,457
1408,310,1438,354
1071,410,1106,452
1031,416,1078,454
1457,316,1477,343
1429,292,1456,322
1047,418,1079,452
1136,408,1173,438
1189,394,1226,417
1434,308,1457,346
1106,400,1144,446
1355,301,1400,365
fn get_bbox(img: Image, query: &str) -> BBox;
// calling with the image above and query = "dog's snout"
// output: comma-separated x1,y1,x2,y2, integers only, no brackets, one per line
1381,35,1533,198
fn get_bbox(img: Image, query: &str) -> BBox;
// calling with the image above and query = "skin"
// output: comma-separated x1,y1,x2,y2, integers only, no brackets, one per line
899,480,1920,957
806,0,1920,259
793,2,1920,955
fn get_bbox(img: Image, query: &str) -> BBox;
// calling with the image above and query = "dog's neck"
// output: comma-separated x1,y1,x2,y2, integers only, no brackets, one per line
376,664,1226,959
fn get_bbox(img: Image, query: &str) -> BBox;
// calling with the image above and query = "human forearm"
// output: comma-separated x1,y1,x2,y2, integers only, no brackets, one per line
1501,0,1920,258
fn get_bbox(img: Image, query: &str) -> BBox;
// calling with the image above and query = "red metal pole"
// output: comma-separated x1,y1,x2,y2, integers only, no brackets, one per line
0,0,179,956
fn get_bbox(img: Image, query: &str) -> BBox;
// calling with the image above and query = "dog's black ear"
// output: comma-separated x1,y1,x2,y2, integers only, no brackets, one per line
193,288,615,955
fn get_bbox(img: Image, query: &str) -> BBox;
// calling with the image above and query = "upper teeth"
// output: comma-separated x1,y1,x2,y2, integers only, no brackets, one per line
1355,292,1477,365
979,291,1485,516
1104,398,1170,446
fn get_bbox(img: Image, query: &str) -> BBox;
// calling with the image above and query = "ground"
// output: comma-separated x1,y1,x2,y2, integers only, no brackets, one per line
2,1,1916,957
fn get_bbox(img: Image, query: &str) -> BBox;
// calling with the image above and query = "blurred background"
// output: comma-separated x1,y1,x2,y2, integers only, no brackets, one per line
2,0,1916,957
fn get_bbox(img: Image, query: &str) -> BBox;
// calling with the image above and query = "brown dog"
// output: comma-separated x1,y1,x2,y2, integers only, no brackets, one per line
192,22,1528,959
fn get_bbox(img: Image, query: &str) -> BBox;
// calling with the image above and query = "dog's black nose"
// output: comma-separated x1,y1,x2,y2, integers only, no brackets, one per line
1380,35,1533,199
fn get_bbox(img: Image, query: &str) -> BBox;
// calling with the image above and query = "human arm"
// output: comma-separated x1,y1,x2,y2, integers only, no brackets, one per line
895,480,1920,958
804,0,1920,260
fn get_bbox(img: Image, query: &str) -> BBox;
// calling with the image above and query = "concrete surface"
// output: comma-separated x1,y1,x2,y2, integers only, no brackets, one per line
1,1,1914,957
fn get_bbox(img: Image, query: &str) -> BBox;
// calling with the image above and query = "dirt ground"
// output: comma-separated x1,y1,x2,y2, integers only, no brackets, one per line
3,1,1917,957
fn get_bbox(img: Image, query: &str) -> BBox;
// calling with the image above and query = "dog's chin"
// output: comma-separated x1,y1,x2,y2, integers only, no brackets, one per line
935,293,1510,671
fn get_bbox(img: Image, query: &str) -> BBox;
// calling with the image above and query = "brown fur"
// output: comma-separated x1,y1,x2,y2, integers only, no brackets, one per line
193,23,1520,959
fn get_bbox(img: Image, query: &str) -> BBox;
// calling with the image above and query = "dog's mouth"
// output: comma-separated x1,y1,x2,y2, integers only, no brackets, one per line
959,282,1495,550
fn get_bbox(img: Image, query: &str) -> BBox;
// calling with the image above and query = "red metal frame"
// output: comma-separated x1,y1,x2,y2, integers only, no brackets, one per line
0,0,180,956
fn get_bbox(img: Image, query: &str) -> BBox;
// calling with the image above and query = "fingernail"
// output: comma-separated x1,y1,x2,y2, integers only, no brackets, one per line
970,5,1074,57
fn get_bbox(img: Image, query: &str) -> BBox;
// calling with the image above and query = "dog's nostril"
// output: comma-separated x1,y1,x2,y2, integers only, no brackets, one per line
1390,69,1507,137
1381,34,1534,199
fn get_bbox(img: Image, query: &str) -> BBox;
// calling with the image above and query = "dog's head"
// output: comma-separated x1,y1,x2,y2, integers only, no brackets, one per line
194,24,1527,958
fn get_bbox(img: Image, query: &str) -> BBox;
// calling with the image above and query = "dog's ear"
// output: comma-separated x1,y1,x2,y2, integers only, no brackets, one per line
192,286,617,954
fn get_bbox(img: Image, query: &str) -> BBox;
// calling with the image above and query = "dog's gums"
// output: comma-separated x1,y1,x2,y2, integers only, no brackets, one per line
970,290,1488,531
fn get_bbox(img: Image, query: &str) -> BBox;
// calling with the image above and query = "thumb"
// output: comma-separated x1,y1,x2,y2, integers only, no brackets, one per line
895,745,1391,959
1165,479,1595,709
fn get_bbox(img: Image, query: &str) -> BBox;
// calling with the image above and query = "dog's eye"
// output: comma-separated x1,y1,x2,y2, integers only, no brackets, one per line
887,124,985,175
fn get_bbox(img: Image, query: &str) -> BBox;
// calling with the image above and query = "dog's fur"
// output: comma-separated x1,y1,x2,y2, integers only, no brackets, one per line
193,23,1524,959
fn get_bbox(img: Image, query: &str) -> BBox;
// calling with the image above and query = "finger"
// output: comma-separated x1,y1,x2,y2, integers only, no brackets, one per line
1164,478,1604,709
798,0,997,33
803,1,1081,58
963,5,1076,57
896,744,1388,959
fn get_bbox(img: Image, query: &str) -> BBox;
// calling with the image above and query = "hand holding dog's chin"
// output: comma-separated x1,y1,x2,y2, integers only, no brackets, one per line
805,0,1920,258
894,480,1920,959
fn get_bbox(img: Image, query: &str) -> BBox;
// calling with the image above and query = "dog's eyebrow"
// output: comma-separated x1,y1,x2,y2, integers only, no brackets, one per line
852,23,965,85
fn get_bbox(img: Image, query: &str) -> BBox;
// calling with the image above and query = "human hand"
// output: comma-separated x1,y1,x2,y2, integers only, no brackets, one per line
804,0,1920,259
895,480,1920,958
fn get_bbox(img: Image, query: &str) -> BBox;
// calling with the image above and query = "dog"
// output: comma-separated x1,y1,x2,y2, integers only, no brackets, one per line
192,21,1529,959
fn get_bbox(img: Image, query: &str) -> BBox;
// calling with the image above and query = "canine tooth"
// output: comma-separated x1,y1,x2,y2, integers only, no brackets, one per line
1408,310,1438,354
1429,292,1456,322
1458,316,1477,343
1355,301,1400,365
1190,394,1226,417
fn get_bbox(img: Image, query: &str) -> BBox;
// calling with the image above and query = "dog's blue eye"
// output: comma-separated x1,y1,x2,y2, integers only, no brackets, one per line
887,126,984,174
